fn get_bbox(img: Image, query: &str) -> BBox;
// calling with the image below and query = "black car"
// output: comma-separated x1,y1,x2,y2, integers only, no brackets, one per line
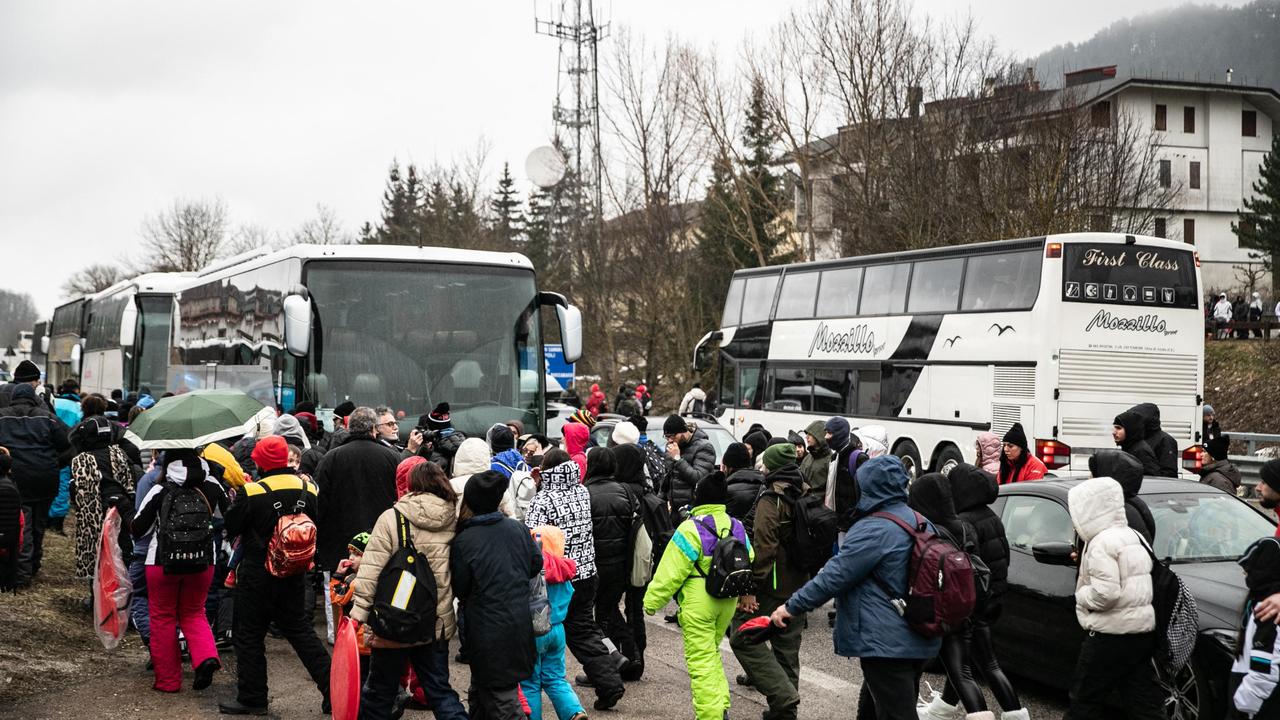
992,477,1276,719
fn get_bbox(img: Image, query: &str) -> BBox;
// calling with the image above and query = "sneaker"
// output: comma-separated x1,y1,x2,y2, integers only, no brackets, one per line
215,633,233,651
223,570,236,589
193,657,221,690
663,613,678,624
593,688,624,711
735,674,754,688
575,674,595,688
218,700,268,715
569,713,590,720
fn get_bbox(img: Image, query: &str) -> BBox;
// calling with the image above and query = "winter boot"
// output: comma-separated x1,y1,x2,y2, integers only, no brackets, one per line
999,711,1030,720
917,691,963,720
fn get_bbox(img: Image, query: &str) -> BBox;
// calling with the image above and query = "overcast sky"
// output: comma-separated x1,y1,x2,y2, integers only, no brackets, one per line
0,0,1249,316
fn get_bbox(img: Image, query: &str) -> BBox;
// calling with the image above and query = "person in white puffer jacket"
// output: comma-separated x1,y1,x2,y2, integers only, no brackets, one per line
1064,477,1162,720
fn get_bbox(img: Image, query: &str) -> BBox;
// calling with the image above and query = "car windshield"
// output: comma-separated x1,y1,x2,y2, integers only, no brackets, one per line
305,260,543,436
1148,492,1276,563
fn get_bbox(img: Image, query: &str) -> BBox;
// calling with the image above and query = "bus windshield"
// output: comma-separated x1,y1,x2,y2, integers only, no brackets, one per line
305,261,543,435
136,296,173,394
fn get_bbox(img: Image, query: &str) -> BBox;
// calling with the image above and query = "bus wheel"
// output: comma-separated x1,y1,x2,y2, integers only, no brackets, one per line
932,444,964,475
894,440,923,482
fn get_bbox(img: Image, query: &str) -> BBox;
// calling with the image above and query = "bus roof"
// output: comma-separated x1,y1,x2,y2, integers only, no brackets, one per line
729,232,1187,279
188,243,535,283
90,271,198,302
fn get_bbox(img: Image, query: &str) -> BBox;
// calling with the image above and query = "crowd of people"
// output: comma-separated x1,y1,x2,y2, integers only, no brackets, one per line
1209,291,1279,340
4,361,1280,720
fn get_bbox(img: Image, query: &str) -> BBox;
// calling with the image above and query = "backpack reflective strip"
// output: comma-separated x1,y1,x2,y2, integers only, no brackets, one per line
391,568,418,610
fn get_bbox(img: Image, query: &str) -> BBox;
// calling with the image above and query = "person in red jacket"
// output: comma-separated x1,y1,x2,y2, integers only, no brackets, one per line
585,384,606,416
996,423,1046,485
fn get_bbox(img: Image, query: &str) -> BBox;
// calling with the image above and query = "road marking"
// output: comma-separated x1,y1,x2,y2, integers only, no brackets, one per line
644,614,857,693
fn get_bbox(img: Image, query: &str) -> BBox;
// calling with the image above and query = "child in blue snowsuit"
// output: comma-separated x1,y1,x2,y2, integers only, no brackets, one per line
524,525,587,720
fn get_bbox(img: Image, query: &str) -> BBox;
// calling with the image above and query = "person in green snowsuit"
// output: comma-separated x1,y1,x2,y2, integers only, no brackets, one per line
643,471,753,720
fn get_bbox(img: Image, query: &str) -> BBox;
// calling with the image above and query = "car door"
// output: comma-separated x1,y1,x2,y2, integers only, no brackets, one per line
991,493,1084,688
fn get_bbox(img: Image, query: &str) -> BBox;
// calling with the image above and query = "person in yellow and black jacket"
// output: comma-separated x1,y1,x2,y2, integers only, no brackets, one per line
218,436,332,716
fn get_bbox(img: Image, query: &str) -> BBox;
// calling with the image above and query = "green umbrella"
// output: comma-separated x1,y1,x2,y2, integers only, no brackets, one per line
123,389,275,450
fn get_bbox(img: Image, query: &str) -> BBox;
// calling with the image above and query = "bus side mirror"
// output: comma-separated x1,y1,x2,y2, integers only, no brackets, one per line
120,302,138,347
283,294,312,358
40,335,49,355
556,304,583,364
69,343,82,376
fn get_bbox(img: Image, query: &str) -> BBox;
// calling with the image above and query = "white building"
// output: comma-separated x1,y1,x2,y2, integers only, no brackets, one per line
794,66,1280,294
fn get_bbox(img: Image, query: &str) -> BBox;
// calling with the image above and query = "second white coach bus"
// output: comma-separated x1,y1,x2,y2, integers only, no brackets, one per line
695,232,1205,478
79,273,194,397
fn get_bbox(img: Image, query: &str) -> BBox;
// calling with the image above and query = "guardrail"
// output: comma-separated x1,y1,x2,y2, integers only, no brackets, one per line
1223,431,1280,488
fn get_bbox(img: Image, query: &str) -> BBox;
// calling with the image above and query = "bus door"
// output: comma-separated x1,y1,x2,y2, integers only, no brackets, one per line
717,358,762,438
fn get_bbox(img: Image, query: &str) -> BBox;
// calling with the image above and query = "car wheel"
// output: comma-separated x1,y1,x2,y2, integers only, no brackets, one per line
1157,655,1212,720
894,440,922,483
932,444,964,476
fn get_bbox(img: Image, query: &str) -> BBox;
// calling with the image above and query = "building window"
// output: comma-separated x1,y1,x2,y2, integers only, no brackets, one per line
1091,101,1111,129
1189,161,1201,190
1155,104,1167,131
1184,106,1195,133
1159,160,1172,188
1184,218,1196,245
1244,110,1258,137
1154,218,1167,238
1239,219,1256,247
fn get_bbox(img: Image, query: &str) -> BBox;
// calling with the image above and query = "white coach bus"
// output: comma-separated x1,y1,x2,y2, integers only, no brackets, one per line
78,272,194,397
695,233,1204,478
171,244,583,436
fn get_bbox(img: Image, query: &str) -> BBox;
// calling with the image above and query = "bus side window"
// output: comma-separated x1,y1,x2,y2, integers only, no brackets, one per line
766,367,813,412
717,359,737,408
961,251,1042,311
855,369,881,416
813,369,848,414
738,365,762,410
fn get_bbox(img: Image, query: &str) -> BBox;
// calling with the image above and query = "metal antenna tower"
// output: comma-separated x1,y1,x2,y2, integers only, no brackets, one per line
535,0,608,240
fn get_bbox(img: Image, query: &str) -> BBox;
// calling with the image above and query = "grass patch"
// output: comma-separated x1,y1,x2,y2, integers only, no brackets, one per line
1206,340,1280,438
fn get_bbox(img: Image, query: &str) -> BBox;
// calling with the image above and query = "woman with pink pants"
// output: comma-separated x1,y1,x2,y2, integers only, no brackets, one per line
131,450,228,693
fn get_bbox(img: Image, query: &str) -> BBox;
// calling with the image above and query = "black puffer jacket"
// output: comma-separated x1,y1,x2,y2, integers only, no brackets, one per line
1131,403,1179,478
313,433,400,571
949,463,1009,608
664,428,715,512
583,447,638,579
451,511,542,686
725,467,765,526
427,428,467,474
0,386,70,502
1089,449,1156,544
1114,411,1162,478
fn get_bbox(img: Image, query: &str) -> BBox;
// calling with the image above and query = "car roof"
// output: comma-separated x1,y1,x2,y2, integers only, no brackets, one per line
999,476,1227,500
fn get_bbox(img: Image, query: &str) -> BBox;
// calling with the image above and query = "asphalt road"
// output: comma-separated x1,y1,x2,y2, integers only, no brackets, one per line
4,598,1068,720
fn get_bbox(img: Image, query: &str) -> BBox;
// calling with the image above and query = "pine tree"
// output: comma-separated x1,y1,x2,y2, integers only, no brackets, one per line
740,76,787,264
1235,132,1280,281
363,160,423,245
490,162,525,248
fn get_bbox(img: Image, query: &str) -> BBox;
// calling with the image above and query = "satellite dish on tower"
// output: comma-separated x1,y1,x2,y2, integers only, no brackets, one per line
526,146,567,188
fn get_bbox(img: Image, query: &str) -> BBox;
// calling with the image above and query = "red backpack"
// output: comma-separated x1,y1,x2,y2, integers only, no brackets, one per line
265,480,318,578
871,511,975,638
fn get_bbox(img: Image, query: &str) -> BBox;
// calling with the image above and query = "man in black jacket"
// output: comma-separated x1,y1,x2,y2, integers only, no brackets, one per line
610,444,669,680
1089,449,1156,544
313,406,399,646
0,381,70,586
219,436,332,716
660,416,715,526
1112,411,1162,478
1130,403,1179,478
582,447,640,684
722,442,764,530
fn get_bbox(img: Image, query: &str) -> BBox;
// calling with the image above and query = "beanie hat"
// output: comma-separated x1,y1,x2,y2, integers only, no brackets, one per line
273,413,311,449
251,435,290,471
427,403,452,430
13,360,40,383
333,401,356,419
396,455,427,499
1261,459,1280,494
1206,435,1230,462
722,442,751,470
294,412,318,434
487,423,516,452
762,442,797,472
611,421,640,446
823,416,851,450
1002,422,1028,450
463,469,509,516
693,470,729,506
1202,404,1215,416
570,409,597,428
630,414,648,432
663,415,689,436
743,430,770,459
347,532,371,555
530,525,566,558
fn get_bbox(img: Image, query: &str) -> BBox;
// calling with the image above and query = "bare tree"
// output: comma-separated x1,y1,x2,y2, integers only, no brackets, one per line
222,223,278,256
60,263,124,298
139,198,229,272
292,204,353,245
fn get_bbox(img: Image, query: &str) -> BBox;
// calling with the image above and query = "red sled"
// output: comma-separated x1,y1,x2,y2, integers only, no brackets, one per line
330,616,361,720
93,507,133,650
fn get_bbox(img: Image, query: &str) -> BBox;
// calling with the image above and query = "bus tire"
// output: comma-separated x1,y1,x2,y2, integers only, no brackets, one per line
893,440,923,482
931,444,964,476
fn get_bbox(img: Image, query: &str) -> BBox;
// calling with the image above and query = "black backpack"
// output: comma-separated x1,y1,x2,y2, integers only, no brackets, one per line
1140,534,1198,671
157,482,214,574
368,511,439,644
692,515,754,599
765,489,839,576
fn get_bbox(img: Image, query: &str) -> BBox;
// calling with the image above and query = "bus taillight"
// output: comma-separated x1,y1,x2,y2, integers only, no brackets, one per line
1036,438,1071,469
1045,242,1063,258
1182,445,1204,473
1194,251,1201,268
